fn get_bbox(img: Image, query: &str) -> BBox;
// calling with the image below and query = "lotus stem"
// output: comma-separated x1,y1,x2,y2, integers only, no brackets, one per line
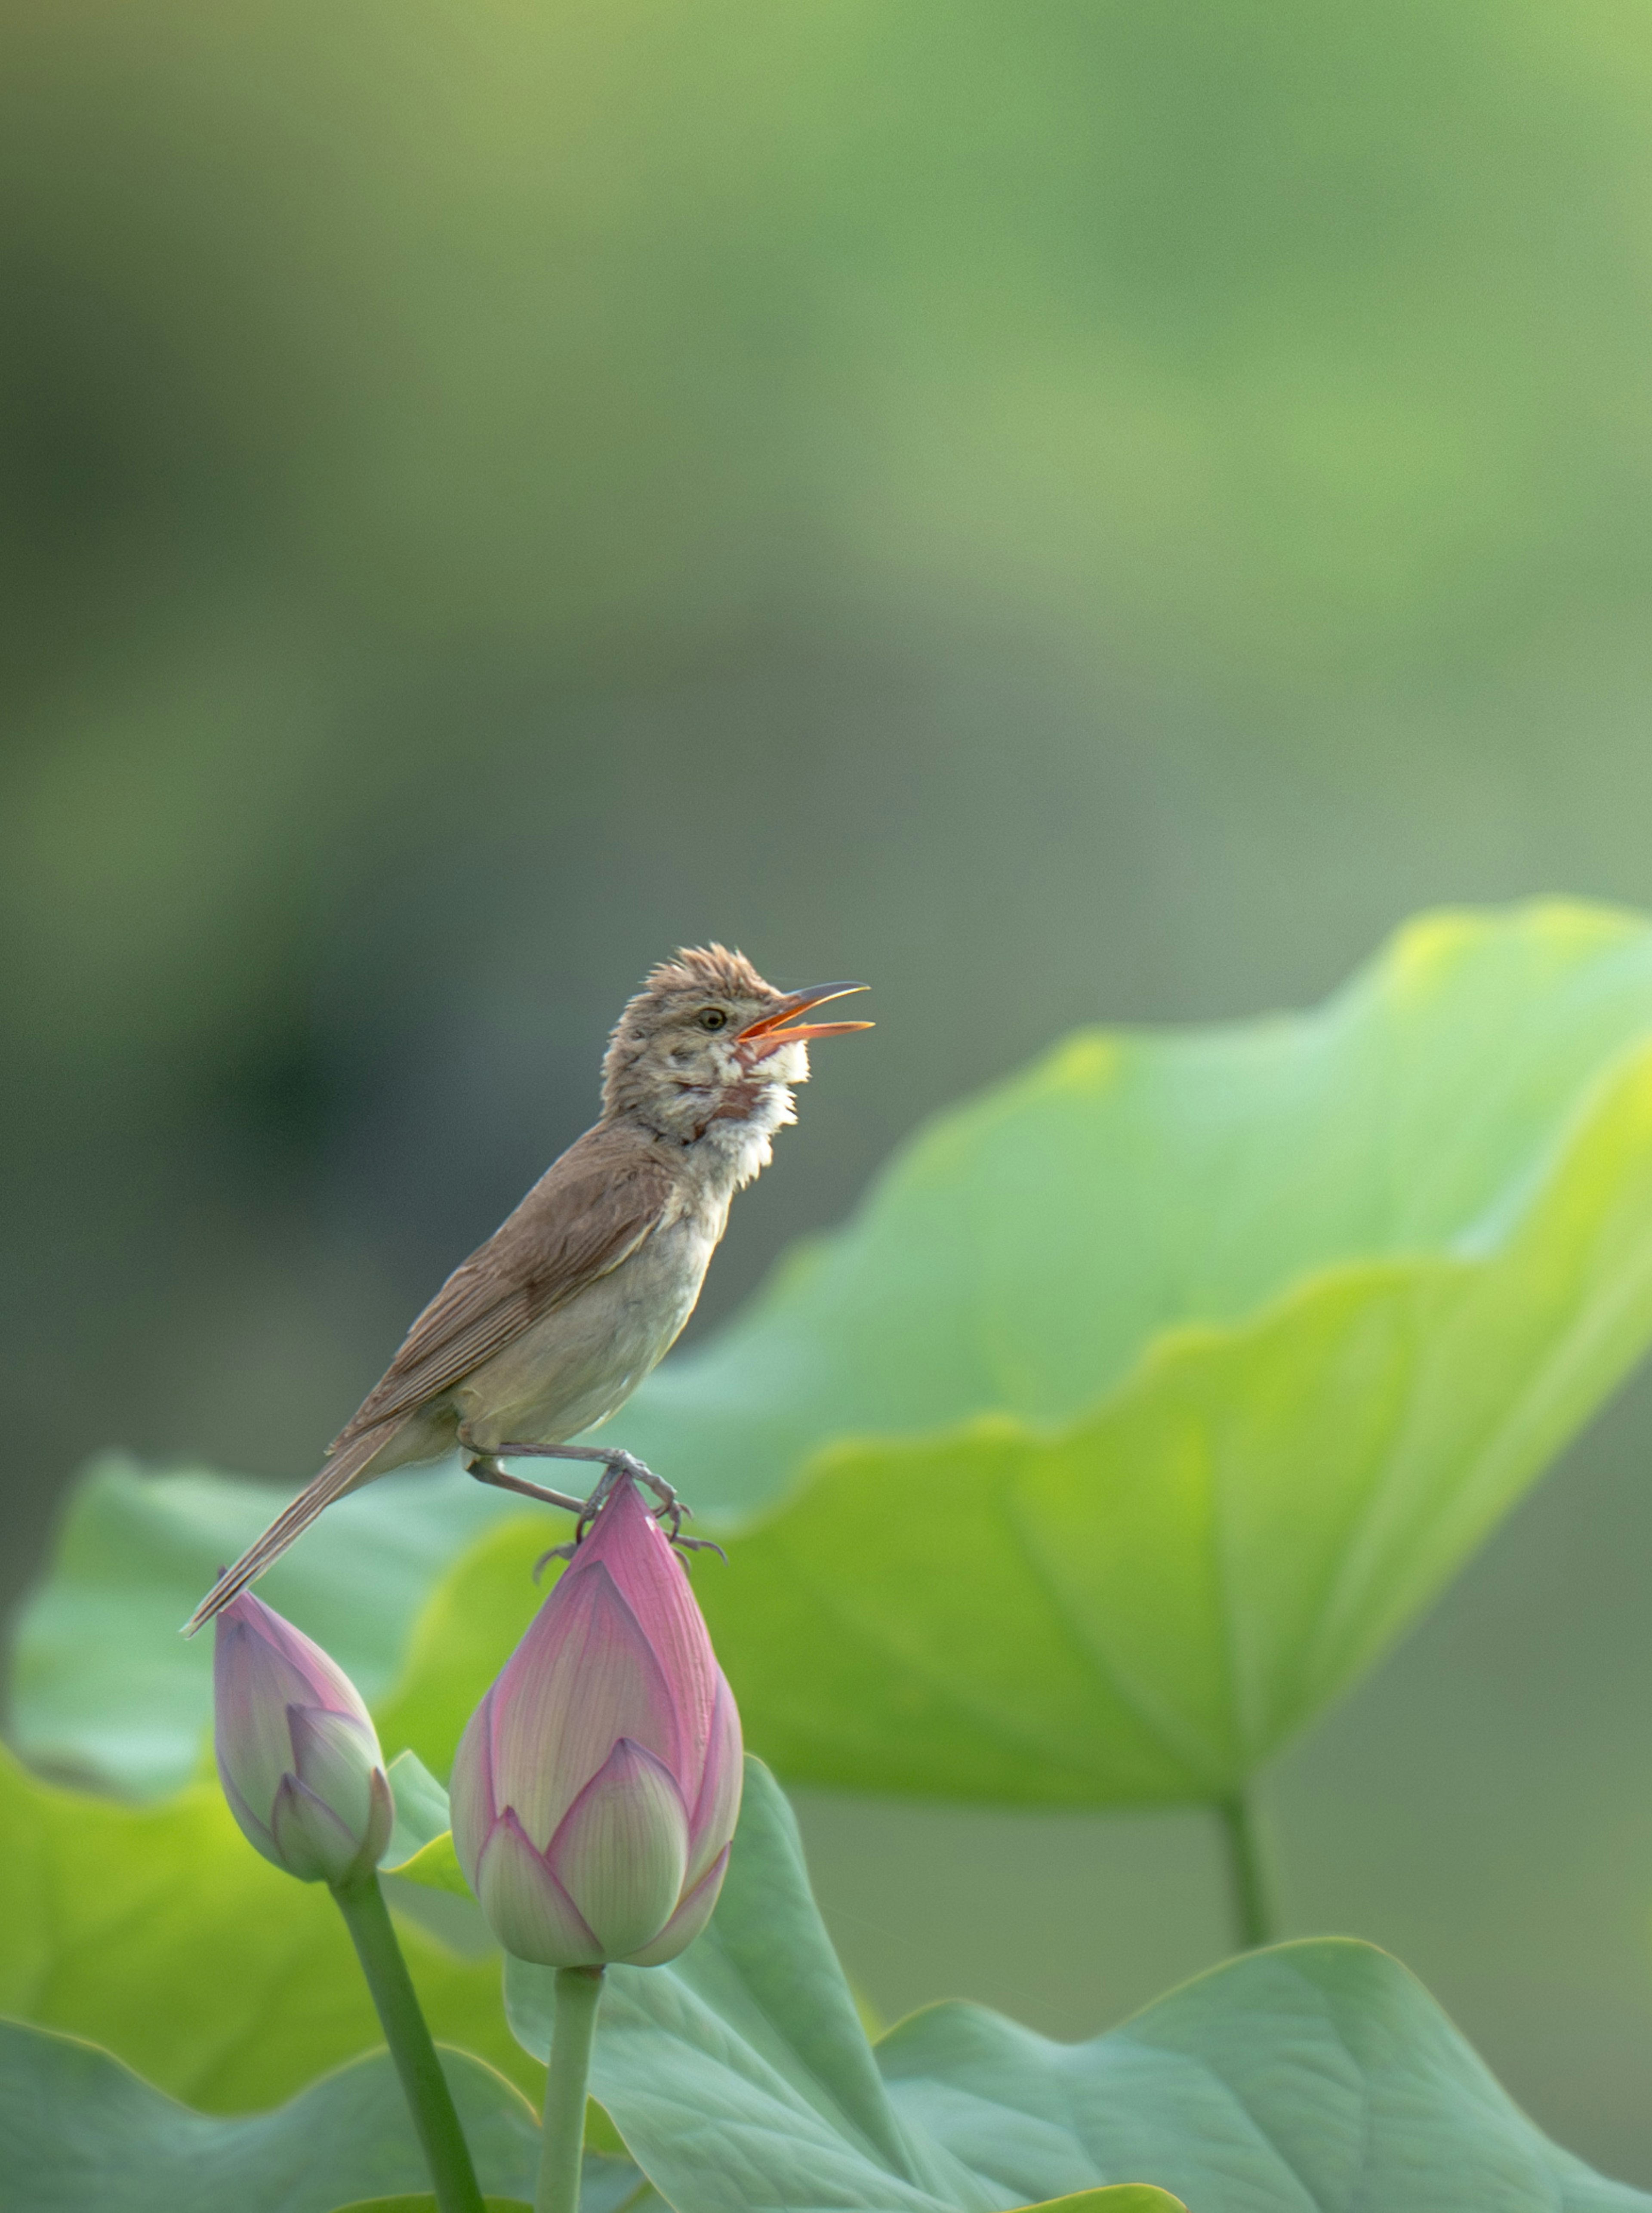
537,1966,604,2213
1217,1789,1278,1951
333,1871,485,2213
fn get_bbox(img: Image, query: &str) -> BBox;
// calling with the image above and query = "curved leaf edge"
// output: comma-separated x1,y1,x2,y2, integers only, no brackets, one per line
691,1019,1652,1545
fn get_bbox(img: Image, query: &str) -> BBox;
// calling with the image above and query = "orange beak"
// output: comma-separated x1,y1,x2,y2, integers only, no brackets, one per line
737,981,873,1056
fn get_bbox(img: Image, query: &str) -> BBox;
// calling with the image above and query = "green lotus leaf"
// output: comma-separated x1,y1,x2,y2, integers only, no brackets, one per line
324,2175,652,2213
325,2204,534,2213
8,1457,526,1800
600,900,1652,1800
324,2204,533,2213
0,2022,542,2213
382,1748,454,1866
274,906,1652,1806
325,2203,533,2213
379,1758,496,1960
21,903,1652,1810
616,901,1652,1506
326,2177,650,2213
0,1744,535,2110
507,1760,1649,2213
1019,2199,1185,2213
386,1829,472,1898
370,1521,545,1780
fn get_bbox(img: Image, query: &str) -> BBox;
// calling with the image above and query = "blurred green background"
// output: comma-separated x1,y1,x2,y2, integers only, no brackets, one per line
9,0,1652,2182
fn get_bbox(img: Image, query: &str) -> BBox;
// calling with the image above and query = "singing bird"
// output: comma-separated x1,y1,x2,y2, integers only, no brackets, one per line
184,946,870,1635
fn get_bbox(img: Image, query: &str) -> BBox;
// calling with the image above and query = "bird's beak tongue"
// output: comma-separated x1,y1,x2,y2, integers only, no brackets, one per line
737,982,873,1055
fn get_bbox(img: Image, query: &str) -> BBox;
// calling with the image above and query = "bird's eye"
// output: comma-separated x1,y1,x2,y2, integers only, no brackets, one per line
698,1007,728,1031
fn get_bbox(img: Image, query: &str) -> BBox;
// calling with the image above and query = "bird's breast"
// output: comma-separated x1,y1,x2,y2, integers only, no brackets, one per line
451,1204,725,1453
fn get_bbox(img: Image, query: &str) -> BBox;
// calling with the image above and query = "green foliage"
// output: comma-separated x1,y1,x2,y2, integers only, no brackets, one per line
25,904,1652,1812
324,2203,537,2213
1019,2201,1184,2213
9,1458,521,1799
509,1762,1650,2213
323,2169,650,2213
605,902,1652,1799
389,1830,478,1903
325,2203,532,2213
323,2194,647,2213
383,1748,458,1865
6,1753,1645,2208
335,903,1652,1804
373,1522,546,1781
326,2203,533,2213
381,1751,496,1958
0,2022,542,2212
12,905,1652,2200
0,1744,535,2108
621,904,1652,1499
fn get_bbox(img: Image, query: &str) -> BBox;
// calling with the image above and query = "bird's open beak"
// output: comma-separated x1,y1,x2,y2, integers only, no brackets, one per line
737,981,873,1054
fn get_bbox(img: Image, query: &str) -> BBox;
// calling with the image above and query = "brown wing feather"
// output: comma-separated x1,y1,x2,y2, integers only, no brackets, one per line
331,1123,673,1449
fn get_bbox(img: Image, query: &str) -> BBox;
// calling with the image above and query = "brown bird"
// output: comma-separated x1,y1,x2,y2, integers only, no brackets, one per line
183,947,870,1635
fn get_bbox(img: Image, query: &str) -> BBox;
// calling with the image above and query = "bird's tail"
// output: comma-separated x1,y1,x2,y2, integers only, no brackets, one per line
181,1422,400,1637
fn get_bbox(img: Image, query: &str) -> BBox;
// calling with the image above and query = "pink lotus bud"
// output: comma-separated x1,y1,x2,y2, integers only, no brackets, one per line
213,1589,394,1887
450,1479,743,1968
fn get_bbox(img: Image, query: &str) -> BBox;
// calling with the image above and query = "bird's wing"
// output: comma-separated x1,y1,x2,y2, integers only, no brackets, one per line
330,1128,674,1449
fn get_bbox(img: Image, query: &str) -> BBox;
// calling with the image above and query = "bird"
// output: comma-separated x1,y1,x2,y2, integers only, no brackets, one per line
183,946,871,1635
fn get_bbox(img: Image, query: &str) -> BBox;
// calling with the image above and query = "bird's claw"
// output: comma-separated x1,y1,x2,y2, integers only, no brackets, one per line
583,1459,718,1565
487,1440,717,1571
671,1533,727,1563
604,1449,681,1516
573,1449,682,1540
534,1525,718,1578
648,1496,689,1545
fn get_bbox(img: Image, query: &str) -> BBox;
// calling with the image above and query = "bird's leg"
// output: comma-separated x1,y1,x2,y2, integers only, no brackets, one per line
492,1441,682,1531
480,1439,725,1567
490,1441,724,1561
463,1452,588,1515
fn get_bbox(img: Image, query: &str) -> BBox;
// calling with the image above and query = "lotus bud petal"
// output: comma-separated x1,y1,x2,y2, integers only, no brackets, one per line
213,1590,394,1887
625,1844,730,1967
684,1676,742,1893
474,1810,604,1965
546,1738,689,1958
451,1477,743,1966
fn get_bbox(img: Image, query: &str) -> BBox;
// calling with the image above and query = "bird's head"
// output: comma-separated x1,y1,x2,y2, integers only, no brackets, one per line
601,945,870,1162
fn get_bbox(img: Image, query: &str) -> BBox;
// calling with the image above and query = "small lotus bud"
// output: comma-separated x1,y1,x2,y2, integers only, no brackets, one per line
213,1589,394,1887
450,1478,742,1968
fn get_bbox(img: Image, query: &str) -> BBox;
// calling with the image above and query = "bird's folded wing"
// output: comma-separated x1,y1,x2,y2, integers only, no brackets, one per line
330,1134,674,1448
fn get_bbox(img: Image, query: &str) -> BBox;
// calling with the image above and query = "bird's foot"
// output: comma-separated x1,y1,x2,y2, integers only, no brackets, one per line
489,1441,707,1562
576,1450,684,1542
670,1532,727,1562
533,1524,723,1580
